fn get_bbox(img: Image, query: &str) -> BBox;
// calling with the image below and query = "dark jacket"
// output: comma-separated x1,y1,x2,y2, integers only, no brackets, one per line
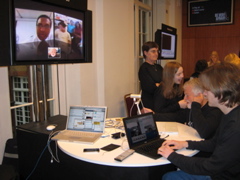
138,62,163,109
167,105,240,180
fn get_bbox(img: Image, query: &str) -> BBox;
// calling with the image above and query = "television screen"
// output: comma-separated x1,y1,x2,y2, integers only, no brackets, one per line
1,0,92,66
188,0,233,27
155,24,177,60
161,32,176,59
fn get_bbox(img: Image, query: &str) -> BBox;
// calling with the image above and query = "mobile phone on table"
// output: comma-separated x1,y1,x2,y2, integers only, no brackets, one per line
83,148,100,153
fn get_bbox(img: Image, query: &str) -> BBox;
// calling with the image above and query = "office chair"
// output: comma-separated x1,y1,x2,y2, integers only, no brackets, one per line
124,93,141,117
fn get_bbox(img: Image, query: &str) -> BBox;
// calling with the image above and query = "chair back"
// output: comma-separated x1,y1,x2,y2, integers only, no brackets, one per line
124,93,138,117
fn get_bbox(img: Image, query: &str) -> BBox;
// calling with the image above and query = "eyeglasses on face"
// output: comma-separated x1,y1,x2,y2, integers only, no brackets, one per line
36,24,51,29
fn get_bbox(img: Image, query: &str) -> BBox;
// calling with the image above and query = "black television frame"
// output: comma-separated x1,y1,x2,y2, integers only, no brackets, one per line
0,0,92,66
155,24,177,60
188,0,234,27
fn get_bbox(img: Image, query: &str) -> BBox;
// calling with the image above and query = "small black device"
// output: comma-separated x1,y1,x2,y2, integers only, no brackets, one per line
111,132,125,139
83,148,100,153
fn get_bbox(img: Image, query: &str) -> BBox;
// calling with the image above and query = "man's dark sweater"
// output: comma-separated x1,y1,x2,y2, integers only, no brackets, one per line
154,102,222,140
167,105,240,180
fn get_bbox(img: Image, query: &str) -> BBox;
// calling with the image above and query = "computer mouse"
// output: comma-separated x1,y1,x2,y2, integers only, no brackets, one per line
46,125,56,131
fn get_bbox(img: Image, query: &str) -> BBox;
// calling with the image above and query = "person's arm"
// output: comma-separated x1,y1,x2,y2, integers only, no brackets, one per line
158,140,189,158
138,65,159,94
163,116,240,176
153,88,181,113
191,102,222,139
167,130,240,176
153,112,180,122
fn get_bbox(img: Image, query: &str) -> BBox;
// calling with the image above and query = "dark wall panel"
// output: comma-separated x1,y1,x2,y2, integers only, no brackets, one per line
182,0,240,78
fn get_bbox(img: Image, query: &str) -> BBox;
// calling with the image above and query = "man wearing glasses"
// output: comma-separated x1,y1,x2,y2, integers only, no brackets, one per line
35,14,52,41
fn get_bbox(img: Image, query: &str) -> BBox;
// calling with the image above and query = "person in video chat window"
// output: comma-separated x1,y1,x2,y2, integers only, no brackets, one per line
55,21,72,44
33,14,52,42
48,48,60,58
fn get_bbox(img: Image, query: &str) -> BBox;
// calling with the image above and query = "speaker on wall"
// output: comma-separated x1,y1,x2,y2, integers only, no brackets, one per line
0,0,13,66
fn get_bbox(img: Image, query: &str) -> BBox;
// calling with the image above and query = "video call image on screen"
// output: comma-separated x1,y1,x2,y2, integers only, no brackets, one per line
15,8,83,61
126,116,158,144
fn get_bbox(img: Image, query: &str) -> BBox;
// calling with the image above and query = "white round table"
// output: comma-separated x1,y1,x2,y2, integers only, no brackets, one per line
58,121,202,167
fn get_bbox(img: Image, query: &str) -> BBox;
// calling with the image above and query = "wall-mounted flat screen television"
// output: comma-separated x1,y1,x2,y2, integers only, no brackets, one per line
188,0,234,27
155,24,177,60
0,0,92,66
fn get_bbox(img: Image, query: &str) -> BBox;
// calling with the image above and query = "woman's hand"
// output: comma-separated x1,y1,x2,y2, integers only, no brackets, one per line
141,107,154,114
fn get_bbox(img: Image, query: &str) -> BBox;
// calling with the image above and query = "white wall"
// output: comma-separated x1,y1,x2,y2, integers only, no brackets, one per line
0,67,13,163
0,0,182,163
153,0,182,67
58,0,135,118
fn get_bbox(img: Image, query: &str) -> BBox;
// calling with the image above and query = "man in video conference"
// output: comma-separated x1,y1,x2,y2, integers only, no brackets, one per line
35,14,52,41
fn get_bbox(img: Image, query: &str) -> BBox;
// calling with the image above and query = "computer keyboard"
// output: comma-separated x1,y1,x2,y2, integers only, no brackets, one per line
136,139,164,153
66,131,96,138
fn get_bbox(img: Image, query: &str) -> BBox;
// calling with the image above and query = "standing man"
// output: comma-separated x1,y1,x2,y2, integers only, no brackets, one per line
158,62,240,180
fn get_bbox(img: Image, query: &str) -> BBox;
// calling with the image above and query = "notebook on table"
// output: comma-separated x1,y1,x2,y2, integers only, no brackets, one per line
52,105,107,144
123,113,165,159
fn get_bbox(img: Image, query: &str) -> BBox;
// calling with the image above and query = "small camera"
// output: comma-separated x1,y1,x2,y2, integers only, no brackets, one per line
111,132,125,139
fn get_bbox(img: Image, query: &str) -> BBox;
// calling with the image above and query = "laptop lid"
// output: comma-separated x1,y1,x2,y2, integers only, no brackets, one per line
65,105,107,133
123,113,160,149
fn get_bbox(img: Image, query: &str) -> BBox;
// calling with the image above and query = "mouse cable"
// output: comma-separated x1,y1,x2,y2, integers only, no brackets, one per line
129,100,135,117
26,131,61,180
105,119,115,128
25,141,49,180
47,131,61,163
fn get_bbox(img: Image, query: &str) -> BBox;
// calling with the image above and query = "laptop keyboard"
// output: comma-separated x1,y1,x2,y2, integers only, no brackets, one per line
135,139,164,159
137,139,164,152
67,131,97,138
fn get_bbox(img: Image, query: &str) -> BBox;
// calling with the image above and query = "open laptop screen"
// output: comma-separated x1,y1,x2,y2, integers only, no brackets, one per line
123,113,160,148
67,106,106,133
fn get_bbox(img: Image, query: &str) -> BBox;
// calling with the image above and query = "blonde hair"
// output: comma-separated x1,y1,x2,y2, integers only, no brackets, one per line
224,53,240,68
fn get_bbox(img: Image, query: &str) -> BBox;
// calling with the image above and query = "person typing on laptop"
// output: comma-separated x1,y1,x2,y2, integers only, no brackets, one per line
158,62,240,180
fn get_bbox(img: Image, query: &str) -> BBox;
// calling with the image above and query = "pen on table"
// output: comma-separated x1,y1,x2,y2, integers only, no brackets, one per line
161,134,169,139
101,134,110,138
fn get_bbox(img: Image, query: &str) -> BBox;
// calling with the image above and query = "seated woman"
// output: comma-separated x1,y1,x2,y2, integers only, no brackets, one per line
153,61,187,113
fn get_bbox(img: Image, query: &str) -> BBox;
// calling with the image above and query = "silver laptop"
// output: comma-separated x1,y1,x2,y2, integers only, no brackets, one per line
52,105,107,144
